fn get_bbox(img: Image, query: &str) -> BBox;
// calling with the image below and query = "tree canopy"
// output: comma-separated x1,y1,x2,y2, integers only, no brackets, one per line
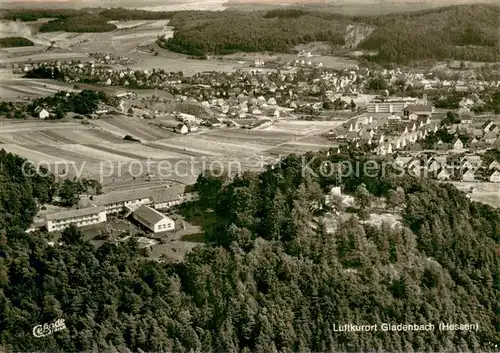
0,150,498,352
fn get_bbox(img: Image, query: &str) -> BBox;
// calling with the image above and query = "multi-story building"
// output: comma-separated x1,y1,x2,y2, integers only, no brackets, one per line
45,206,106,232
80,189,153,214
44,185,198,232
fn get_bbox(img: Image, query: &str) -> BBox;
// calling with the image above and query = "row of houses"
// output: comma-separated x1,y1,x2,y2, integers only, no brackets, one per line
393,154,500,182
44,184,197,233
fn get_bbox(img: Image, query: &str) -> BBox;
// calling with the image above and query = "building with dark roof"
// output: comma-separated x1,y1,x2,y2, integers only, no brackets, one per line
132,205,175,233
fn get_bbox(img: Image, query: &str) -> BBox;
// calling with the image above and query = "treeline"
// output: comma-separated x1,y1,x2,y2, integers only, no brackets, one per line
27,89,116,118
358,4,500,63
39,14,117,33
0,37,33,48
159,11,346,56
2,7,175,33
1,8,80,21
0,148,498,352
161,4,499,63
98,8,176,21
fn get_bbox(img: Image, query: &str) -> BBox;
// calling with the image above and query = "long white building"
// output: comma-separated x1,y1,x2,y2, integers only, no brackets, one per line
132,205,175,233
42,184,197,232
45,206,106,232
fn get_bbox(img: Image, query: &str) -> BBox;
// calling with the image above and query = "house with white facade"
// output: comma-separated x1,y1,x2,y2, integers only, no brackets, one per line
132,205,175,233
437,168,451,181
151,185,198,210
461,169,477,182
82,189,153,214
489,170,500,183
45,206,106,232
34,106,50,119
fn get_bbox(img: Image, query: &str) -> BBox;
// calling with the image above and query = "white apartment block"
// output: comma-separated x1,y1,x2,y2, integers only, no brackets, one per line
45,206,106,232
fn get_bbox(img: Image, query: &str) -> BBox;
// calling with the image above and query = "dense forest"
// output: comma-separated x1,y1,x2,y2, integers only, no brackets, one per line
39,14,117,33
2,5,498,63
0,37,34,48
161,4,499,63
358,4,500,63
159,10,348,56
0,147,498,352
1,8,174,33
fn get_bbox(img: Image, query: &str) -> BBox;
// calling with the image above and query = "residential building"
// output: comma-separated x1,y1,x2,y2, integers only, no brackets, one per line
489,170,500,183
176,124,189,134
151,185,198,210
78,185,197,214
461,169,476,182
82,189,153,214
437,168,451,181
34,106,50,119
45,206,106,232
403,104,434,119
451,138,464,150
367,100,407,113
483,131,497,144
132,205,175,233
489,160,500,170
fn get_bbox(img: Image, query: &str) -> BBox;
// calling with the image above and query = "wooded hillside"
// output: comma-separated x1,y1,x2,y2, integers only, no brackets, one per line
0,150,498,352
162,4,499,63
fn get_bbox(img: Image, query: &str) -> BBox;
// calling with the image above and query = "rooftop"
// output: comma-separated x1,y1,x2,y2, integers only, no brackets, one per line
45,206,105,221
404,104,433,112
133,205,171,225
89,189,152,206
150,184,189,203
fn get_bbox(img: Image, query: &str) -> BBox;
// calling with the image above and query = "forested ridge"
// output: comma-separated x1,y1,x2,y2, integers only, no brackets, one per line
0,149,499,352
161,4,499,63
2,5,498,63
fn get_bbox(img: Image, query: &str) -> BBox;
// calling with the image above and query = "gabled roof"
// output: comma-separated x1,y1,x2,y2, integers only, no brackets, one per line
483,131,497,139
404,104,433,112
133,205,170,225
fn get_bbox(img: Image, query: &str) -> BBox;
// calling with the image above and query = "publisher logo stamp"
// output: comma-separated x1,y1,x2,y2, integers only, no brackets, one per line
33,318,67,338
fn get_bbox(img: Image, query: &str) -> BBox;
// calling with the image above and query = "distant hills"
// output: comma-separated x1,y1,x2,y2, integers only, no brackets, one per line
162,4,500,63
2,3,498,64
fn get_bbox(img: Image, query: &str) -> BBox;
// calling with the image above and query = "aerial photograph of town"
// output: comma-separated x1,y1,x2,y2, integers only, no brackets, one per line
0,0,498,351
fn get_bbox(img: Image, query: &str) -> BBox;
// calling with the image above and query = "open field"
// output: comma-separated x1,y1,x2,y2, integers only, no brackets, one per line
0,77,77,101
0,116,346,188
449,181,500,208
0,51,89,65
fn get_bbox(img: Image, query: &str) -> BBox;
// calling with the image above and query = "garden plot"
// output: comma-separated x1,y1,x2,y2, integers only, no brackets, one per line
104,143,186,160
85,144,147,160
0,144,74,164
34,145,104,164
90,120,133,139
188,135,267,155
84,129,126,144
152,139,218,157
202,128,292,148
61,144,135,162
